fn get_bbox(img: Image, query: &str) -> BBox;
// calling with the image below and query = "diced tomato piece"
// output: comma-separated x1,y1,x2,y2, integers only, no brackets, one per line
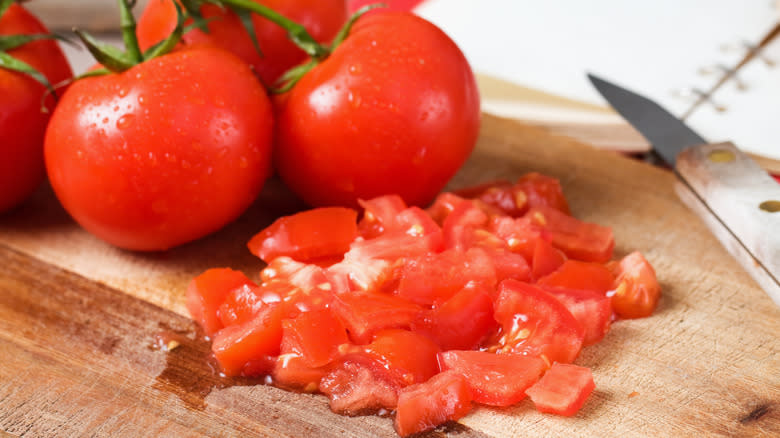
186,268,256,336
281,309,349,368
426,192,470,225
537,260,615,295
326,256,393,293
609,251,661,319
260,257,331,292
493,279,584,364
532,237,567,280
346,231,442,262
540,286,612,346
397,248,496,306
527,206,614,263
412,283,497,350
456,179,528,217
218,280,301,327
358,194,407,238
331,293,423,344
212,303,286,376
442,200,497,251
395,206,442,237
363,329,441,386
394,370,472,437
271,353,329,393
515,172,570,215
487,248,532,284
490,215,550,262
438,350,546,406
320,359,400,415
525,363,595,416
248,207,358,263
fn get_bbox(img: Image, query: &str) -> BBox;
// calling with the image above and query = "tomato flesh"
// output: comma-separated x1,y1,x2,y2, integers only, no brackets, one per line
330,293,423,344
438,350,546,406
281,309,349,368
412,283,497,350
394,370,472,437
212,303,285,376
493,279,584,364
525,363,595,416
528,206,614,263
397,248,496,306
186,268,255,336
541,286,612,346
248,207,358,263
537,260,615,295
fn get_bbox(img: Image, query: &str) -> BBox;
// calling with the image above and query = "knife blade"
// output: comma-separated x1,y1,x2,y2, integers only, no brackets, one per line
587,73,780,306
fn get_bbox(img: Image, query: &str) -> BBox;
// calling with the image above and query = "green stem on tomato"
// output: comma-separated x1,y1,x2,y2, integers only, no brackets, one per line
0,0,14,19
118,0,143,63
216,0,329,59
329,3,385,51
270,3,385,94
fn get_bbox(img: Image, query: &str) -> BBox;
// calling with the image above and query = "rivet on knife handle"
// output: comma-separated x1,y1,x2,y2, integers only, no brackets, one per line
675,142,780,304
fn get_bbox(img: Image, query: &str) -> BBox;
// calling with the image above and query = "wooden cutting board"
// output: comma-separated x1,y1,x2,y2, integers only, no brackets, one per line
1,114,778,437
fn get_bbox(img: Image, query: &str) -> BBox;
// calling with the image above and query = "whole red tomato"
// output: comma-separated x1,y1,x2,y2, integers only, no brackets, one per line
137,0,347,86
0,3,72,213
44,46,273,251
274,11,480,208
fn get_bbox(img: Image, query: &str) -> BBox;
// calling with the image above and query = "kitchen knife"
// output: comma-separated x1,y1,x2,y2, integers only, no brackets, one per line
588,73,780,306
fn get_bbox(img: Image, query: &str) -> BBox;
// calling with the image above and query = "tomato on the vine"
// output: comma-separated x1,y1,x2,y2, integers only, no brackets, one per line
274,11,480,208
45,3,273,251
137,0,347,86
0,2,72,213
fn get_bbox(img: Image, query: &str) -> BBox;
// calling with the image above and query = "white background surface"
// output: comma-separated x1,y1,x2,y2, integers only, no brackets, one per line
415,0,780,159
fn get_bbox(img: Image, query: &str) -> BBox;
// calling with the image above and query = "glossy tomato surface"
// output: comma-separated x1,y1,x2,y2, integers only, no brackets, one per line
45,46,273,251
0,4,72,213
137,0,347,86
275,11,480,208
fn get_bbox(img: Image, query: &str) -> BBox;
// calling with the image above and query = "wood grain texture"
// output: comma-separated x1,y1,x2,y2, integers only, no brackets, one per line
1,114,779,437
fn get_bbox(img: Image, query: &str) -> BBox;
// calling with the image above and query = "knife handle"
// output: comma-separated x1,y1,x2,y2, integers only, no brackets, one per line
675,142,780,305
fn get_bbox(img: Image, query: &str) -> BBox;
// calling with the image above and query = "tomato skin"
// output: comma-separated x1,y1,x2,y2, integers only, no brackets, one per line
275,11,480,208
438,350,547,407
331,293,423,344
45,46,273,251
609,251,661,319
525,363,595,416
394,370,472,437
0,4,72,213
137,0,347,86
248,207,358,263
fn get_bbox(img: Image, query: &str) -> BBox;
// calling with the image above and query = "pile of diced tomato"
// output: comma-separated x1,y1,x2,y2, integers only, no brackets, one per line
186,173,661,436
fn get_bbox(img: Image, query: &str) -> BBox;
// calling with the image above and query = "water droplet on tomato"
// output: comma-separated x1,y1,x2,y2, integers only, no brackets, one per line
349,64,362,75
76,150,83,159
138,95,146,106
348,92,361,108
117,114,135,130
118,88,128,97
